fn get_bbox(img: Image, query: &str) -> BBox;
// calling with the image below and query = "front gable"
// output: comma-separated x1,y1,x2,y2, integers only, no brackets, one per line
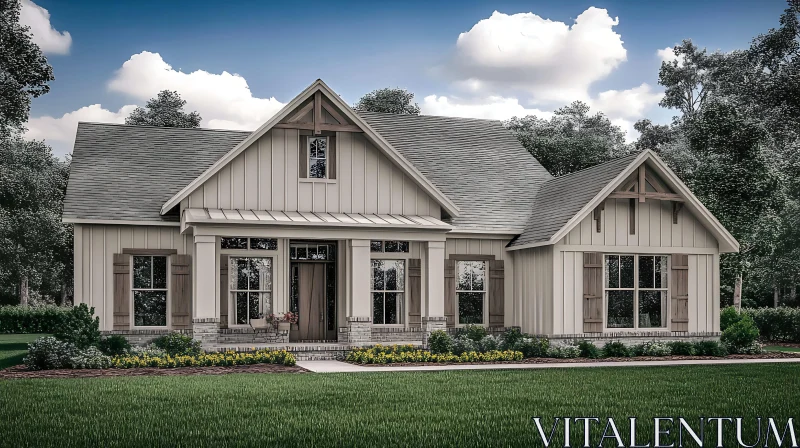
164,80,459,219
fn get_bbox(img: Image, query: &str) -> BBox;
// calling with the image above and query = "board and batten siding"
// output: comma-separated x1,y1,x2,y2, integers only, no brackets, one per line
73,224,191,331
186,129,440,217
510,245,553,335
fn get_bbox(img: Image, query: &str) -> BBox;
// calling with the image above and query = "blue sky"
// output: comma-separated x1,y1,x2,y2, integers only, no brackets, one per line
22,0,790,156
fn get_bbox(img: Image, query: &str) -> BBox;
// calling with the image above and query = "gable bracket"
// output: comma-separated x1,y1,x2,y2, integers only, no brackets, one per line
673,202,684,224
593,201,605,233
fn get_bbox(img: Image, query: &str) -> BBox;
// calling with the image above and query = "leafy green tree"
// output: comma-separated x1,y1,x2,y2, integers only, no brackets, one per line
0,0,55,137
125,90,201,128
354,88,421,115
505,101,633,176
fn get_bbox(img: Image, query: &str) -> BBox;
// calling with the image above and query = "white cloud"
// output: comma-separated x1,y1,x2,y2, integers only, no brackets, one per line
591,83,663,119
657,46,679,63
421,95,552,121
611,117,638,143
108,51,285,131
26,104,137,157
450,7,627,103
19,0,71,55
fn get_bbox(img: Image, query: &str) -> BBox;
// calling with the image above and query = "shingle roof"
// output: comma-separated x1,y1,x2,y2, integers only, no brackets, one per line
64,123,250,223
508,153,640,248
357,111,552,230
65,114,552,230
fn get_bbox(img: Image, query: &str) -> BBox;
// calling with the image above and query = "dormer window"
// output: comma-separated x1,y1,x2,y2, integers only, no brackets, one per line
309,137,327,178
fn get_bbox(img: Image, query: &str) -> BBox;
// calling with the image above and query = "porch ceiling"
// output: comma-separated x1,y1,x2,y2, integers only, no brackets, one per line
183,208,452,230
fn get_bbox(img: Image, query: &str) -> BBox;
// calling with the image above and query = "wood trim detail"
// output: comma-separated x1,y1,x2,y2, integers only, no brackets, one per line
328,135,337,180
671,254,689,331
220,255,229,329
299,135,308,179
170,254,192,330
583,252,603,333
444,259,456,328
448,254,496,261
594,202,605,233
121,249,177,255
112,253,131,330
629,198,636,235
408,259,422,327
488,260,504,327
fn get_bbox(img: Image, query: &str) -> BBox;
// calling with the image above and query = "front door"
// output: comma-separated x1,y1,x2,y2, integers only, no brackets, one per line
297,263,326,340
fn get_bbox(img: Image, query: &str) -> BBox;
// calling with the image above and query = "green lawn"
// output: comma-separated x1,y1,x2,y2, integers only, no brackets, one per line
0,334,46,369
763,345,800,352
0,364,797,447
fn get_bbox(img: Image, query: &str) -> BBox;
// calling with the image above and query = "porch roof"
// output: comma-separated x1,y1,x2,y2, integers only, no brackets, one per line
183,208,452,230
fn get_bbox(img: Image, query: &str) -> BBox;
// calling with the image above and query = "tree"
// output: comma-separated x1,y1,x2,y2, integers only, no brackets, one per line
125,90,201,127
0,0,55,137
657,40,724,116
354,88,421,115
505,101,633,176
0,136,70,305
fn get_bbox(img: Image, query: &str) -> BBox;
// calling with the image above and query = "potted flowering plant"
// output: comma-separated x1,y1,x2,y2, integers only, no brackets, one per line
249,312,268,330
280,312,298,331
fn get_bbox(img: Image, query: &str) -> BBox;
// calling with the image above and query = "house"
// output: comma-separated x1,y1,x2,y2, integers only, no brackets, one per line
63,79,738,347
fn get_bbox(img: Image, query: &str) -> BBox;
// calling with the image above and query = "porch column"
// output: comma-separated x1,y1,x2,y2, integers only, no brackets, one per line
423,241,447,346
341,239,372,344
193,235,219,344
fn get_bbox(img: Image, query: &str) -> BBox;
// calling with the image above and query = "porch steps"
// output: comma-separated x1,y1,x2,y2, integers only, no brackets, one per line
205,341,425,361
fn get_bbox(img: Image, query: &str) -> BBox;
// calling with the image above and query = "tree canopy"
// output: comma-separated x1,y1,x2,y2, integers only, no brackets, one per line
125,90,202,128
353,88,421,115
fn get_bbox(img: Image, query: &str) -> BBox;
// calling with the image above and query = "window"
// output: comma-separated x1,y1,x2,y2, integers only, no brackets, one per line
132,256,168,327
229,257,273,324
605,255,668,329
370,240,410,253
456,261,486,325
371,259,404,325
221,237,277,250
290,242,335,261
308,137,327,179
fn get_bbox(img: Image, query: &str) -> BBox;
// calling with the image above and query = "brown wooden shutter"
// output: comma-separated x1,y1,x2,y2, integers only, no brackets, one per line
112,253,131,330
328,135,336,180
583,252,603,333
488,260,505,327
220,255,229,329
408,259,421,327
299,135,308,179
170,254,191,329
444,259,456,327
671,254,689,331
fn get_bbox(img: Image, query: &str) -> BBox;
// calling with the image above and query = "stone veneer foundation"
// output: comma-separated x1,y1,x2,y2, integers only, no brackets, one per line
542,331,721,346
338,316,372,344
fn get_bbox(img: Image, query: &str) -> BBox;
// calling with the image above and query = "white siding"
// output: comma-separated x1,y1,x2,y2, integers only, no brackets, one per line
188,129,440,217
510,246,553,335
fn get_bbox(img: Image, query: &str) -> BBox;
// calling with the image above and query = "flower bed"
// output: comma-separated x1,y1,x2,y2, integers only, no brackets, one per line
112,349,296,369
346,345,523,364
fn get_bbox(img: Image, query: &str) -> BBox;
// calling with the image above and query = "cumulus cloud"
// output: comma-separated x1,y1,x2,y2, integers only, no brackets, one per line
421,95,552,121
657,46,679,63
450,7,626,103
26,104,137,157
19,0,71,55
591,83,663,119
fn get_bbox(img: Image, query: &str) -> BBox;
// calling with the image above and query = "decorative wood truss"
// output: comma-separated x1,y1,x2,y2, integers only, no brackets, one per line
595,164,685,233
273,91,363,134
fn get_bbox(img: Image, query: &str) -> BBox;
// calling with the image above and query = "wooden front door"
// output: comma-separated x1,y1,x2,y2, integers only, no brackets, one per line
297,263,326,340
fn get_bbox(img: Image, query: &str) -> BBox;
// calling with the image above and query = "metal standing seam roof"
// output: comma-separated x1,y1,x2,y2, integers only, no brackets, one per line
508,153,641,248
183,208,451,229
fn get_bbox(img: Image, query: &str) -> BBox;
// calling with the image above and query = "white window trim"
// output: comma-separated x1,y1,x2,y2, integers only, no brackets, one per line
130,255,170,330
370,257,407,327
228,256,275,328
602,254,670,331
307,136,328,179
455,260,489,327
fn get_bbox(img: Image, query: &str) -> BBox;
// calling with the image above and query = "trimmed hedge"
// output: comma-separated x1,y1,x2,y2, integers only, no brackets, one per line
112,349,296,368
0,305,72,334
742,307,800,342
346,345,523,364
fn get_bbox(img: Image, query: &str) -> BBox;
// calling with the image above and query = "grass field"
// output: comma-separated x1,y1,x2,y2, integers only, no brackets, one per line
0,334,46,369
0,363,797,447
764,345,800,352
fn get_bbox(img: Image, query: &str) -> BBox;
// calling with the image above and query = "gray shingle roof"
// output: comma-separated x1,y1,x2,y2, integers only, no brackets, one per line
357,111,552,230
64,123,250,223
508,153,640,248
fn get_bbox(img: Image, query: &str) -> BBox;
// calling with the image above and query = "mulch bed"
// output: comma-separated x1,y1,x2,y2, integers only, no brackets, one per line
354,351,800,367
0,363,308,379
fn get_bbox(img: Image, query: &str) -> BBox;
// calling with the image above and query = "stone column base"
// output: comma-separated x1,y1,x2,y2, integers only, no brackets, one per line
192,318,220,344
338,316,372,345
422,316,447,348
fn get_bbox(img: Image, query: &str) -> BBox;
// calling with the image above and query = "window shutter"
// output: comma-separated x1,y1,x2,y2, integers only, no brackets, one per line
220,255,229,329
408,258,421,327
113,253,131,330
299,135,308,179
170,254,192,329
328,135,336,180
583,252,603,333
488,260,505,327
444,259,456,327
671,254,689,331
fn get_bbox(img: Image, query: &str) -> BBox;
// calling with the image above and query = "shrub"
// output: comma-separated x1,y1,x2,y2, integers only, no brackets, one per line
23,336,75,370
427,330,452,354
113,349,296,368
742,307,800,342
0,305,71,334
451,335,477,356
457,325,488,342
98,335,132,356
152,332,202,356
576,340,601,359
69,347,112,369
692,340,727,357
477,335,500,353
602,341,630,358
635,341,672,357
547,343,581,359
53,304,101,349
721,314,760,354
667,341,696,356
129,345,167,358
346,345,522,364
500,328,524,350
720,306,741,331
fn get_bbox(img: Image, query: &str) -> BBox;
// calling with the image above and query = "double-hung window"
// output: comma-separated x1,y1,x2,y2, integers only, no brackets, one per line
456,260,486,325
605,255,668,329
308,137,327,179
229,257,273,324
371,259,404,325
132,255,168,327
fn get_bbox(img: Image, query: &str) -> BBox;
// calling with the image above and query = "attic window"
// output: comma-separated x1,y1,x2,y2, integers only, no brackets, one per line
308,137,327,178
